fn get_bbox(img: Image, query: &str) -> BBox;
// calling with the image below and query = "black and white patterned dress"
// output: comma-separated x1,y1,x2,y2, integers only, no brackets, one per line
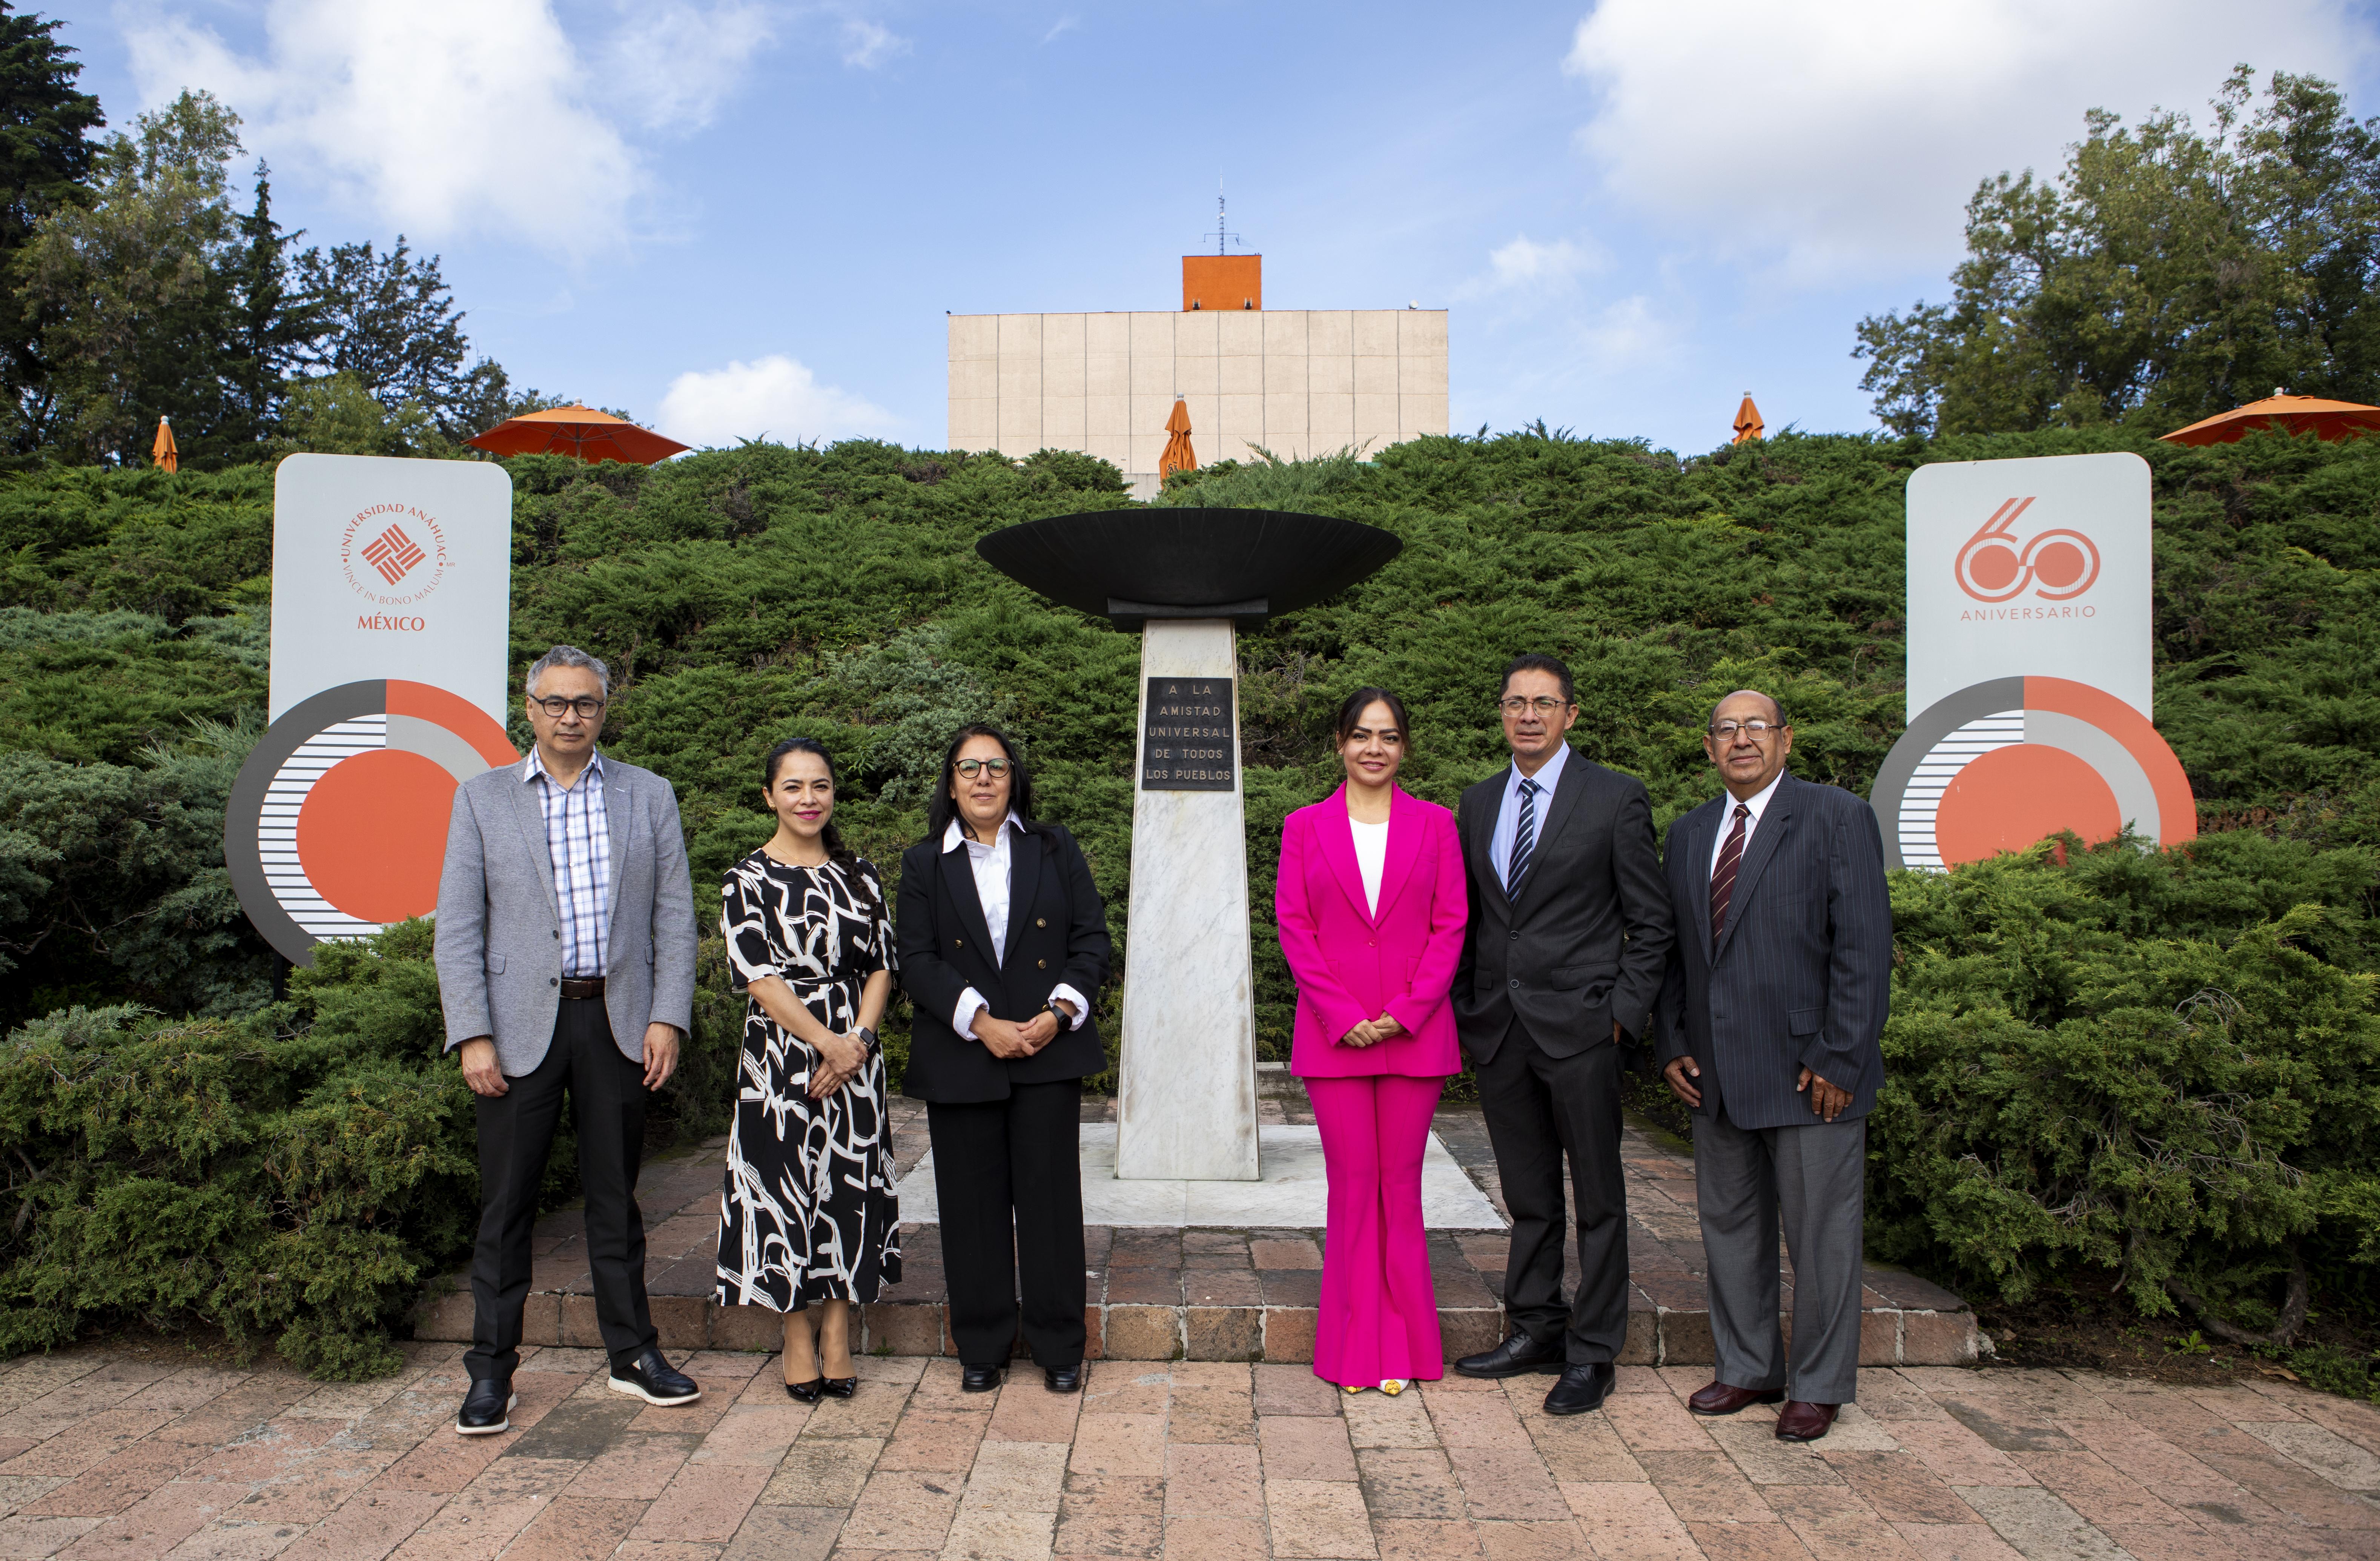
715,849,901,1311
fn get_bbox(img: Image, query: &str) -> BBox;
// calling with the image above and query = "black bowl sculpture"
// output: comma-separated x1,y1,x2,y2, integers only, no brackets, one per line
975,507,1403,630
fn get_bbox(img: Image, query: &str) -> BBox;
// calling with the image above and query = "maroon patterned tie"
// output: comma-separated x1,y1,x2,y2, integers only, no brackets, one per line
1709,802,1751,944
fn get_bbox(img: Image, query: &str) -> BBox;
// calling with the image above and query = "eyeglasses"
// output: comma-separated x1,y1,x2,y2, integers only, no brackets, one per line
1709,720,1784,740
530,696,606,719
954,757,1012,779
1499,696,1572,716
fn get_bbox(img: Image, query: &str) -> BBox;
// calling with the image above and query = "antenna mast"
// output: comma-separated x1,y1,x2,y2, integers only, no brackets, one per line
1213,181,1241,255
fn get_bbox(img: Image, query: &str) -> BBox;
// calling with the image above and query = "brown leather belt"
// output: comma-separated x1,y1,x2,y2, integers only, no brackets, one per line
559,976,606,1000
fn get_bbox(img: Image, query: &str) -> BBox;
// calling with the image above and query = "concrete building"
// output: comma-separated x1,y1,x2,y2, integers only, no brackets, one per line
947,255,1448,496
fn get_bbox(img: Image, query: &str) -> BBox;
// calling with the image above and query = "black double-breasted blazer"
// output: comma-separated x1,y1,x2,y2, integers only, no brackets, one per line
1653,773,1893,1130
896,822,1112,1103
1451,748,1675,1064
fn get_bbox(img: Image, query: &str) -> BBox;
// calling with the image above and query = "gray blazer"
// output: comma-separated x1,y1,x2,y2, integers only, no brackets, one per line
1654,773,1893,1131
433,752,699,1076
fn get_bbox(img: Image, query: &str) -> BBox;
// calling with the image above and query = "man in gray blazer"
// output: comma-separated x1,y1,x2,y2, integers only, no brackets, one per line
1451,655,1674,1416
1656,690,1892,1443
435,644,702,1434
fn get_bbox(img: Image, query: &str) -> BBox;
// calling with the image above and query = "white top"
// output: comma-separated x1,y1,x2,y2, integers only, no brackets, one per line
1488,739,1572,883
1707,771,1787,878
1349,817,1389,917
942,813,1090,1039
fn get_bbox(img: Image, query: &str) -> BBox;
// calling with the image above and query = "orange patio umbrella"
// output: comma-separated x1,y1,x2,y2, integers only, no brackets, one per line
467,405,690,464
1158,399,1196,480
1731,393,1764,445
151,416,177,473
2160,390,2380,447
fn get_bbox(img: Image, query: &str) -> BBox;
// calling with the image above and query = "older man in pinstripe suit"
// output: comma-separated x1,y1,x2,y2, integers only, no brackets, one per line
1655,690,1893,1444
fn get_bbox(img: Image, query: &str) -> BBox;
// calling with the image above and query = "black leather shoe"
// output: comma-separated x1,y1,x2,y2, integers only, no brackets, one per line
961,1364,1005,1393
1045,1364,1084,1394
1543,1362,1616,1417
821,1376,858,1399
1454,1331,1566,1379
609,1348,702,1407
456,1377,515,1436
785,1378,824,1404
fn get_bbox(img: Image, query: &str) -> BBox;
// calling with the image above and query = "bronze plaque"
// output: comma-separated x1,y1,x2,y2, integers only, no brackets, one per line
1141,677,1236,791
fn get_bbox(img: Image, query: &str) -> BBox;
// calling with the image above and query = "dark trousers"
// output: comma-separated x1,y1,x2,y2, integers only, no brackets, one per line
927,1080,1086,1369
465,997,656,1381
1476,1025,1629,1363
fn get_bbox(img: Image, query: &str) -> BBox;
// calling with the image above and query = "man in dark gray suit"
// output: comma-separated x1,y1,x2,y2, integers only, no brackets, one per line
1656,690,1892,1443
1451,655,1674,1415
435,645,702,1435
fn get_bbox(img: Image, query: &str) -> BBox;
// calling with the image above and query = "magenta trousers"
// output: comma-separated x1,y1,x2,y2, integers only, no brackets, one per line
1307,1074,1445,1386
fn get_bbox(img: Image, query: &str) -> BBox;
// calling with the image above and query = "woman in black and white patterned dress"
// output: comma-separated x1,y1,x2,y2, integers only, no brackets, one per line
715,737,898,1401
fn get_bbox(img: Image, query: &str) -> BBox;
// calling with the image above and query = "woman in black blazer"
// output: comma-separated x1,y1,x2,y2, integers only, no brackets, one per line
897,724,1111,1395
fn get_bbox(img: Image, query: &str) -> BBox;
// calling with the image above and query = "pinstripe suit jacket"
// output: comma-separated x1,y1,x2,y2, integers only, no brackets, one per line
1653,773,1892,1131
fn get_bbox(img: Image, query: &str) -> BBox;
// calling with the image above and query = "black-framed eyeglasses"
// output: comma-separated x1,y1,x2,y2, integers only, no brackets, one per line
1499,696,1571,716
1709,720,1784,740
530,695,606,719
954,757,1012,779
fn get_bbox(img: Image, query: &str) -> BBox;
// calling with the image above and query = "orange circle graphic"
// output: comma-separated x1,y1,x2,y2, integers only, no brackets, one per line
2030,540,2087,588
293,748,458,923
1934,744,2122,866
1967,544,2022,591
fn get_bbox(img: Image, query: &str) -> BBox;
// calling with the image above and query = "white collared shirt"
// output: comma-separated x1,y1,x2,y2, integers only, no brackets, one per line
525,746,609,977
1707,771,1786,879
1488,739,1572,884
943,813,1090,1039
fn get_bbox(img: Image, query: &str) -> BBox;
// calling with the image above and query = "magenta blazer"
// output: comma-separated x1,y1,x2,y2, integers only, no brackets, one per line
1275,786,1468,1078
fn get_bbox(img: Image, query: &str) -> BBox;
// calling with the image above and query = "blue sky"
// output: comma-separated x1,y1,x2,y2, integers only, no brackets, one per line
57,0,2380,456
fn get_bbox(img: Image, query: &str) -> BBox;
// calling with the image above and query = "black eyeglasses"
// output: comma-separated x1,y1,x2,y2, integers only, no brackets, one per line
530,696,606,719
954,757,1012,779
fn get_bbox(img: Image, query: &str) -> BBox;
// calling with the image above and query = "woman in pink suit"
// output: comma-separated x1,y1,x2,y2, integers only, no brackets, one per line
1276,688,1468,1394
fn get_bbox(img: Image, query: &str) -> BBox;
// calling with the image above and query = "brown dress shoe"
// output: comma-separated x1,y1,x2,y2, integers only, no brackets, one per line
1686,1381,1785,1416
1774,1401,1839,1441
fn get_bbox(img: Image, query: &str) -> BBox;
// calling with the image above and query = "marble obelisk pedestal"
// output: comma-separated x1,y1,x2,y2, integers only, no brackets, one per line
1115,619,1261,1181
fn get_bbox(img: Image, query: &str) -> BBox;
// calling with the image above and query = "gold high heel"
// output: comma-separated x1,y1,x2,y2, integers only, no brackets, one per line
1342,1382,1365,1395
1380,1380,1407,1396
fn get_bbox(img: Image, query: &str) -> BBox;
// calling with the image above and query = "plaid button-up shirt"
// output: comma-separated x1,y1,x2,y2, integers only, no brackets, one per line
526,747,611,978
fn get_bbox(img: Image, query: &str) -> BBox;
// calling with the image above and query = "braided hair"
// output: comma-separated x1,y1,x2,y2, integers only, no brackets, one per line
762,737,882,914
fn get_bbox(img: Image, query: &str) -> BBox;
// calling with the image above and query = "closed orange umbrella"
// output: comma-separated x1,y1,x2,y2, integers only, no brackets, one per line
1158,399,1196,480
152,416,177,473
1732,393,1764,445
467,405,690,464
2160,390,2380,446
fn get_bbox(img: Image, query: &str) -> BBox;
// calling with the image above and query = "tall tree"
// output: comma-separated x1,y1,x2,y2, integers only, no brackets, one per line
1853,69,2380,437
0,1,103,451
220,164,316,447
293,237,472,426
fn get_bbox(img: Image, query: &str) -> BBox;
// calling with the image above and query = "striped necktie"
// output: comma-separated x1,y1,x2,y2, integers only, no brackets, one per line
1709,802,1751,943
1506,777,1540,897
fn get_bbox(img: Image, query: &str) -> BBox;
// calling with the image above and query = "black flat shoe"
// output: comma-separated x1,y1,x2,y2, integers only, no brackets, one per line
1454,1331,1566,1379
961,1364,1005,1393
785,1378,824,1404
1544,1362,1616,1417
821,1377,858,1399
1045,1364,1084,1394
609,1347,702,1407
455,1377,515,1436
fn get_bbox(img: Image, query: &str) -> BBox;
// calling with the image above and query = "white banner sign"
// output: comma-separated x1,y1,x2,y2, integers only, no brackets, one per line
269,455,514,725
1904,452,2151,719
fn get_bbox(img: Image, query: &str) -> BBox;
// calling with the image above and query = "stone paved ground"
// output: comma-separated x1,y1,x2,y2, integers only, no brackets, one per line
1,1340,2375,1561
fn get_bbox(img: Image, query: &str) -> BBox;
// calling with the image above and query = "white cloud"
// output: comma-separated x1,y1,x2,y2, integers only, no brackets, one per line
1043,15,1081,44
1577,295,1674,372
840,18,910,69
119,0,777,255
1459,234,1607,300
656,355,901,447
1563,0,2375,281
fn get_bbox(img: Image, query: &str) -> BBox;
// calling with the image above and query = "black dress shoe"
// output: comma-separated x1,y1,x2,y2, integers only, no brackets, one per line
1543,1362,1616,1417
1454,1331,1566,1379
1045,1364,1084,1394
785,1378,824,1404
456,1377,516,1436
609,1348,702,1406
821,1377,858,1399
961,1364,1005,1393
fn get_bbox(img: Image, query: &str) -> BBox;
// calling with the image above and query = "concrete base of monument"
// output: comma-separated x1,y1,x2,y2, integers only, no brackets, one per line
892,1124,1505,1229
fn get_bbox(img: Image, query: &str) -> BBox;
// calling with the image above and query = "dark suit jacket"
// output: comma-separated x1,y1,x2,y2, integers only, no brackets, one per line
896,822,1112,1104
1654,773,1893,1131
1452,748,1675,1063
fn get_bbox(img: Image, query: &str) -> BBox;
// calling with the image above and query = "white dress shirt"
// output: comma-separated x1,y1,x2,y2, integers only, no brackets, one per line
1707,771,1786,878
1487,739,1572,884
1349,816,1388,917
944,813,1090,1039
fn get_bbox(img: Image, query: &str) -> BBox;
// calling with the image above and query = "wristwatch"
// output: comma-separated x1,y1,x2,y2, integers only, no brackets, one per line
856,1026,880,1056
